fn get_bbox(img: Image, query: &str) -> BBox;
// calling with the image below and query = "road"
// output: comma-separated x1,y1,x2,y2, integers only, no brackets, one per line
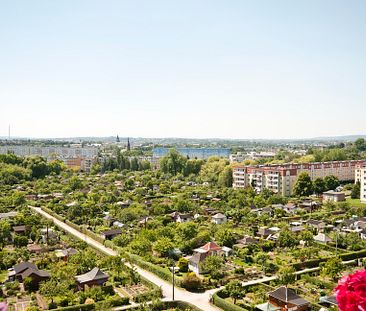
30,206,221,311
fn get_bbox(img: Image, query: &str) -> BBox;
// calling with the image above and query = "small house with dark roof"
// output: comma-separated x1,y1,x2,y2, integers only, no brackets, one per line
9,262,50,286
12,225,30,235
176,214,193,223
268,286,310,311
27,244,44,254
75,267,109,290
100,229,122,240
307,220,326,232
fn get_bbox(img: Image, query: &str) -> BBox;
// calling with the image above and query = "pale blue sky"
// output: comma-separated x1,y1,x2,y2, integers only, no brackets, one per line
1,0,365,139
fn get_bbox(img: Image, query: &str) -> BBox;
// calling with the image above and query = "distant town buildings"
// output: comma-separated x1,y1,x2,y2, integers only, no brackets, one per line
229,151,276,163
153,147,230,159
0,145,98,172
233,160,366,196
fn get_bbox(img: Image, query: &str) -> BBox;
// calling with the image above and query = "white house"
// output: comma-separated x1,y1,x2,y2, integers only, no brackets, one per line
211,213,227,225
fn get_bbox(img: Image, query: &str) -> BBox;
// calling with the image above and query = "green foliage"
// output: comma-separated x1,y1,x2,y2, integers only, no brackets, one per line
0,220,11,249
200,255,224,280
351,181,361,199
277,266,296,286
160,149,187,176
324,175,340,191
320,256,343,281
178,257,189,272
224,280,245,304
313,178,326,196
213,291,247,311
278,229,298,248
152,237,174,257
181,272,202,291
293,172,313,197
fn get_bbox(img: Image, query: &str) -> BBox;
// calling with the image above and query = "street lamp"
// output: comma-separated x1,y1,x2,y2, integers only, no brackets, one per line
171,259,175,301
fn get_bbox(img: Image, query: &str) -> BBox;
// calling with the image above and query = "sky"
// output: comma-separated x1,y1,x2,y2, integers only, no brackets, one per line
1,0,366,139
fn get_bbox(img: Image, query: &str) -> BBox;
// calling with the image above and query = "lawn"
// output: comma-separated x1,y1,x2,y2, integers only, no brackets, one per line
346,198,366,208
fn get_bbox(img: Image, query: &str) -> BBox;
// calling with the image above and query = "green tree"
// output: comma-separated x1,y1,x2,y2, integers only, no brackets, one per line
313,178,325,196
200,255,224,280
225,280,245,304
277,266,296,286
254,252,270,270
351,181,361,199
0,220,11,249
160,149,187,175
355,138,366,151
324,175,340,191
214,228,236,248
320,257,343,281
293,172,313,197
152,237,174,257
218,166,233,188
278,229,298,248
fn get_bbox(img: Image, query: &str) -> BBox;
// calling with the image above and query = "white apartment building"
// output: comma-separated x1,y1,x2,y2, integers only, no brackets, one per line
355,165,366,203
233,160,366,196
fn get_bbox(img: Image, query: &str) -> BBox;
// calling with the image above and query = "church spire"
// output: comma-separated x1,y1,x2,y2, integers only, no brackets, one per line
127,137,131,151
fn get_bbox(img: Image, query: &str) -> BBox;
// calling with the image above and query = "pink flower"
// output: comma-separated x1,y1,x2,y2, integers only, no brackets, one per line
336,270,366,311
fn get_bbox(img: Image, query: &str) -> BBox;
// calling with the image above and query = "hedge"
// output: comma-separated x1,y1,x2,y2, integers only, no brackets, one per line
128,300,203,311
54,297,129,310
212,291,249,311
128,253,183,287
291,249,366,270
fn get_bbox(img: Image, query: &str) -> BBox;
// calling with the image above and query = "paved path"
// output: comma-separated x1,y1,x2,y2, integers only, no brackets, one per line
30,206,221,311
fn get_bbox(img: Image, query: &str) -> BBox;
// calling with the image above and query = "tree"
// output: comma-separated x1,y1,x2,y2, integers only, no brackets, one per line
355,138,366,151
278,229,298,248
214,228,236,248
152,237,174,257
254,252,270,270
321,257,343,281
218,166,233,188
293,172,313,197
200,255,224,280
225,280,245,304
300,230,314,246
160,149,187,175
277,266,296,286
351,181,361,199
14,235,28,248
324,175,340,191
313,178,326,196
0,220,11,249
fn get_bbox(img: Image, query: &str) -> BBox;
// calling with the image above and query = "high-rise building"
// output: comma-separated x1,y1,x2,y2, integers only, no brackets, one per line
233,160,366,196
355,165,366,203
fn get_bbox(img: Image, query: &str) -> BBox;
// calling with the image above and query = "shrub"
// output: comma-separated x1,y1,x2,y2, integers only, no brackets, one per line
181,272,202,291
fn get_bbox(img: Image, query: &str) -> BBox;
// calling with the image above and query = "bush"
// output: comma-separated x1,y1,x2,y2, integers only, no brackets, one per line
178,257,189,272
181,272,202,291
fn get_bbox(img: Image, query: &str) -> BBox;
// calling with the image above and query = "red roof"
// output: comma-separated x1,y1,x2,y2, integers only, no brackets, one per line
202,242,221,252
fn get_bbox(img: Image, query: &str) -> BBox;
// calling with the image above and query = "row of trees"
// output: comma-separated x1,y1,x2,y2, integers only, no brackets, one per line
0,154,64,184
293,173,341,197
159,149,233,187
